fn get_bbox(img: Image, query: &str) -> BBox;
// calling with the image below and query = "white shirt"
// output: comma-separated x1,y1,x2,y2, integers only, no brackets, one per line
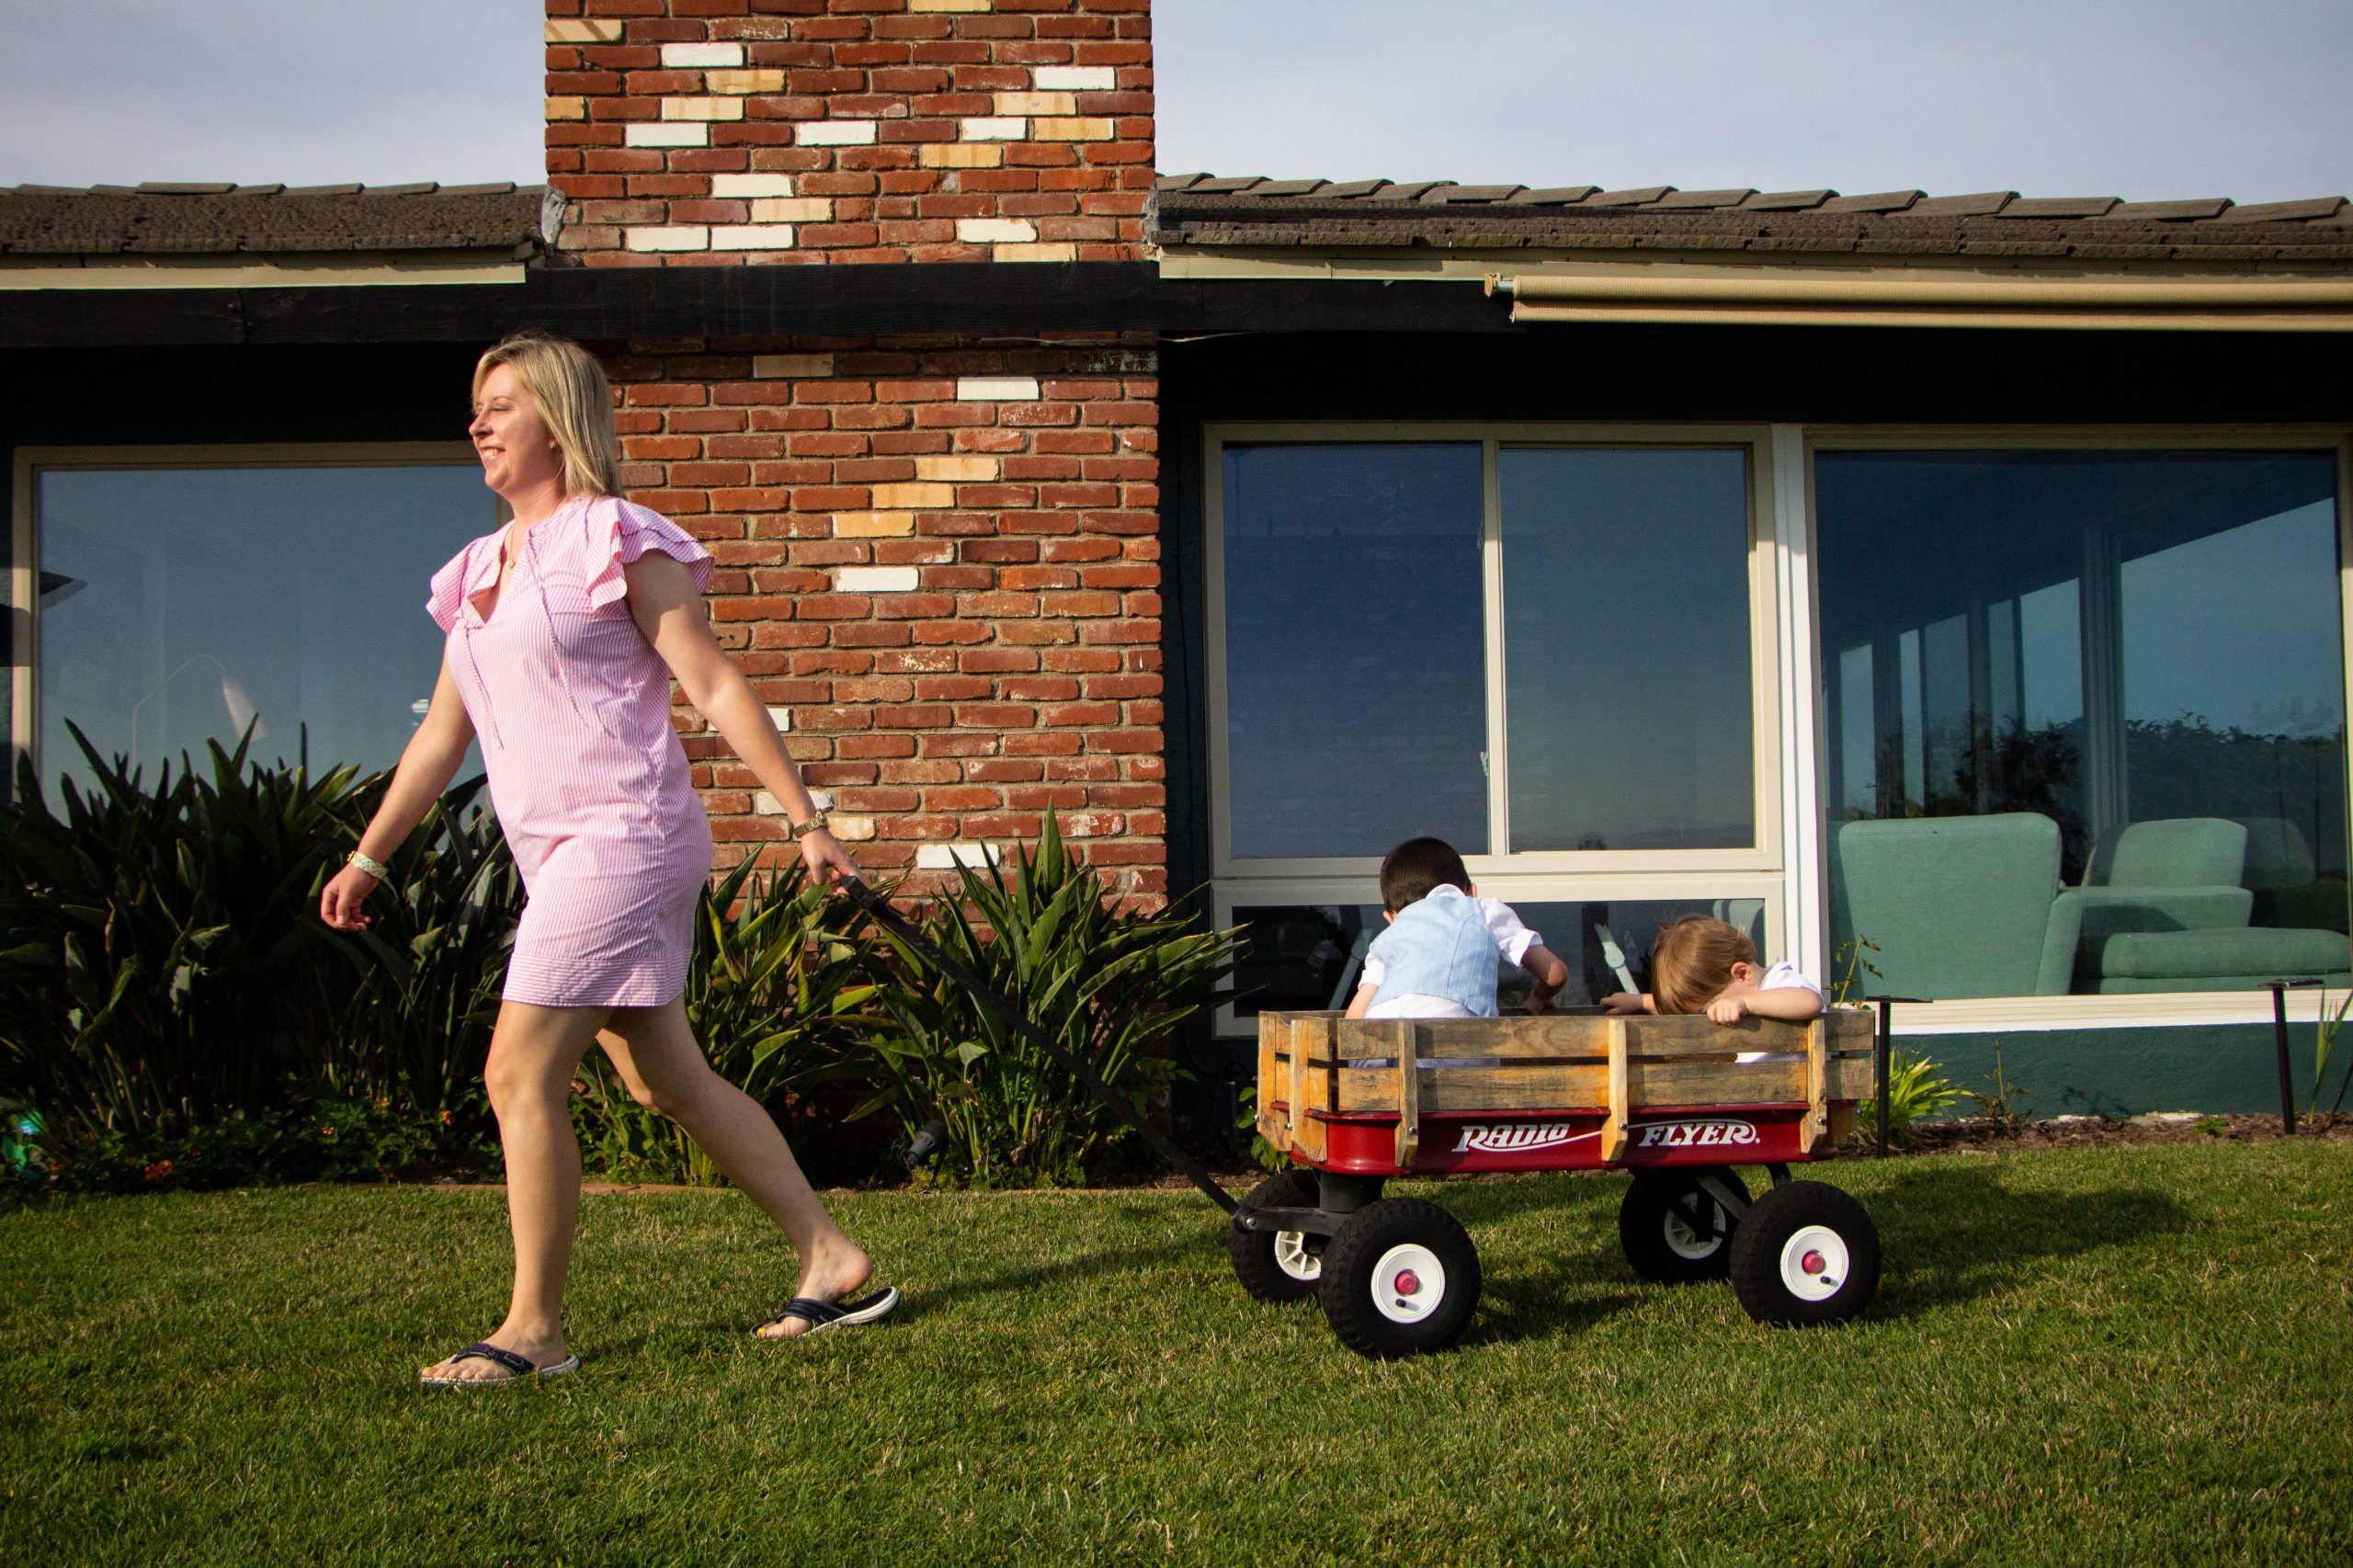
1359,887,1543,1020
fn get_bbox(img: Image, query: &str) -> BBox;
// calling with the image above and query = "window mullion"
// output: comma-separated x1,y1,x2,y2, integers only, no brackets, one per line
1482,437,1511,858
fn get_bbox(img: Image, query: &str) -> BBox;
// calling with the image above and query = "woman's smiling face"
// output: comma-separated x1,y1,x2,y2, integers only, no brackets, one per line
469,363,566,503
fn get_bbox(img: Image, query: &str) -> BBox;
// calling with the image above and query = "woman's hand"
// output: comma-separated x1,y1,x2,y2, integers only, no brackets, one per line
320,863,381,930
798,826,860,890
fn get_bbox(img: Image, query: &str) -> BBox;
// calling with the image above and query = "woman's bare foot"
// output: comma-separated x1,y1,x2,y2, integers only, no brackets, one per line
420,1323,571,1382
756,1233,874,1338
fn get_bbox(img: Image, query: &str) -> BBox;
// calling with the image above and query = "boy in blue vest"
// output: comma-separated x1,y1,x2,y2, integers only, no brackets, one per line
1343,837,1569,1021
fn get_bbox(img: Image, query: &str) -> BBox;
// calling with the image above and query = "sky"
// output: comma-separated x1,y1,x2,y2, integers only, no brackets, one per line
2,1,2349,203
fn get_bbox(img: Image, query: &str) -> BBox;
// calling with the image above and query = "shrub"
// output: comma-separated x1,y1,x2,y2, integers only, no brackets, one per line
858,813,1245,1188
1854,1049,1962,1146
573,855,881,1186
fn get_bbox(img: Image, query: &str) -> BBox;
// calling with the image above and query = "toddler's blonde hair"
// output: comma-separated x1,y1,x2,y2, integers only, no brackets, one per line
1650,915,1756,1016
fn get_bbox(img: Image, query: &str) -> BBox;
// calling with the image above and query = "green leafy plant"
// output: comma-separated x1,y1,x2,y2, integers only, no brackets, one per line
2311,985,2353,1119
859,813,1245,1188
1829,935,1882,1007
1853,1049,1961,1145
1968,1042,2034,1131
574,855,881,1185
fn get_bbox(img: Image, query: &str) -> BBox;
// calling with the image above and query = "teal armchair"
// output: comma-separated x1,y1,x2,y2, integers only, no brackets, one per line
2075,817,2253,941
1831,813,2082,998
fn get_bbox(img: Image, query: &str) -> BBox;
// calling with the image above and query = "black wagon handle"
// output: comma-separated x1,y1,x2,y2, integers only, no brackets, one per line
837,876,1240,1215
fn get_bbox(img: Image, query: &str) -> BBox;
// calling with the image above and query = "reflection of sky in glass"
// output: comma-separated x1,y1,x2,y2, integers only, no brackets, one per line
39,466,493,795
1222,445,1486,859
1500,448,1753,850
2123,499,2341,736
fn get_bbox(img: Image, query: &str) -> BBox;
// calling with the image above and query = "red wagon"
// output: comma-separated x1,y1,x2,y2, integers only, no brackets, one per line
1231,1008,1883,1357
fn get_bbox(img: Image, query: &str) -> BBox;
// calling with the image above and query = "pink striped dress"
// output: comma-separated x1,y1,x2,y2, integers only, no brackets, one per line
426,494,716,1008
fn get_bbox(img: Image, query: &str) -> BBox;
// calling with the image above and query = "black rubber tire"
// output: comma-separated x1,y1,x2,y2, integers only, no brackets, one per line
1319,1198,1481,1358
1228,1168,1326,1303
1619,1167,1749,1284
1728,1180,1881,1327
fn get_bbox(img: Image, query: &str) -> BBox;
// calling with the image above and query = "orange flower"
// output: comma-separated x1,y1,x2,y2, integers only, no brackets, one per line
142,1159,174,1181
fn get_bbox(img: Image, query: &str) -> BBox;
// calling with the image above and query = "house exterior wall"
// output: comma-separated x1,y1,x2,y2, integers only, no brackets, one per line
543,0,1153,266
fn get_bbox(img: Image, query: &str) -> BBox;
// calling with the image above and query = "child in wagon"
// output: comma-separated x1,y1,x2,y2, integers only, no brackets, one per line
1602,915,1823,1033
1343,837,1570,1024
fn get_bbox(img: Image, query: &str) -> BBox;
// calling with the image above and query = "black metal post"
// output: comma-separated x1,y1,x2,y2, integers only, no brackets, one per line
1874,996,1893,1159
2268,979,2321,1136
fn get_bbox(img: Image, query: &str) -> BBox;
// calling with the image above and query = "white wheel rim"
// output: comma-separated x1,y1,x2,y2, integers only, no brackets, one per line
1273,1230,1321,1282
1663,1197,1726,1260
1370,1243,1448,1324
1779,1224,1850,1301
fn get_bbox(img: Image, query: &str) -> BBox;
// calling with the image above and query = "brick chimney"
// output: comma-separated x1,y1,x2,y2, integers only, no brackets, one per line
544,0,1153,265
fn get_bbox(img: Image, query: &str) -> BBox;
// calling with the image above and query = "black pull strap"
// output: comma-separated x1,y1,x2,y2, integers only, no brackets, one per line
838,877,1238,1215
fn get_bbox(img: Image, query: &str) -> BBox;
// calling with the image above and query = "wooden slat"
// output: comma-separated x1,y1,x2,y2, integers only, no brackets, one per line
1326,1052,1875,1116
1391,1020,1421,1168
1802,1017,1830,1153
1328,1011,1875,1062
1600,1018,1630,1161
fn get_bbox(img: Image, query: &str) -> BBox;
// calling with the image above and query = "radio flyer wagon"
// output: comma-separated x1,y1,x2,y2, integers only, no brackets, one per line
1232,1008,1883,1358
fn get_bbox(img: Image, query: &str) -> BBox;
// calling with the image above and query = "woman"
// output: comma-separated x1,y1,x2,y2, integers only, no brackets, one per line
321,333,895,1385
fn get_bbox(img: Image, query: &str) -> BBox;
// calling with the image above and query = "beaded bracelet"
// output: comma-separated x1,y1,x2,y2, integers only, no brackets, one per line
347,849,391,882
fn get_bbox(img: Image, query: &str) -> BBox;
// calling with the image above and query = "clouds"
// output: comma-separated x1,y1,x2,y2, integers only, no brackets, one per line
0,1,2344,201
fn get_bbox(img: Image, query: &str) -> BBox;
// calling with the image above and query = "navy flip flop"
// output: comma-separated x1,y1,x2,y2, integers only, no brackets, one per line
755,1286,901,1338
420,1341,581,1387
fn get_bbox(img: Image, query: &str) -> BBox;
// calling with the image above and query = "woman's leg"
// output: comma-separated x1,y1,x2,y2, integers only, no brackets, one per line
422,999,608,1381
599,999,872,1336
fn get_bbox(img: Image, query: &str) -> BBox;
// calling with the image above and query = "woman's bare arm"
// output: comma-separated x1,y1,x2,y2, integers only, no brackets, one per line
320,658,475,929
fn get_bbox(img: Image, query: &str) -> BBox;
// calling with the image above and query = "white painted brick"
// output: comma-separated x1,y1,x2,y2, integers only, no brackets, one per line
663,97,743,122
1033,65,1116,91
959,117,1026,142
994,91,1074,116
754,788,833,816
710,223,796,250
835,566,920,592
830,814,877,843
750,197,831,222
624,122,708,148
797,120,877,146
546,18,623,43
915,842,1003,870
625,225,710,252
753,354,835,380
956,375,1041,402
956,218,1037,244
765,706,793,733
661,42,745,68
711,173,796,198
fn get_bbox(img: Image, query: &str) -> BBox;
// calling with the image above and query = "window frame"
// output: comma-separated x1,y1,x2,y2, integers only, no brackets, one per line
1203,420,1792,1034
8,442,487,781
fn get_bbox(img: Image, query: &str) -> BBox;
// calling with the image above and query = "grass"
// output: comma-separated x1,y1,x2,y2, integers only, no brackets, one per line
5,1142,2350,1566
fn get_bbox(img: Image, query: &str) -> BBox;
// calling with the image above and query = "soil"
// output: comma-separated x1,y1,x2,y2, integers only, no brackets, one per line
1870,1108,2353,1155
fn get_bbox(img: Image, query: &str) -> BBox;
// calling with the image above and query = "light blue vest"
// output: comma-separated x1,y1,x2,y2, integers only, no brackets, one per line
1367,892,1499,1017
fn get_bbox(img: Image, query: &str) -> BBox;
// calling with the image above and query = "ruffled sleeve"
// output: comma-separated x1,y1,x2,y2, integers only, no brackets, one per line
583,496,714,611
426,538,483,633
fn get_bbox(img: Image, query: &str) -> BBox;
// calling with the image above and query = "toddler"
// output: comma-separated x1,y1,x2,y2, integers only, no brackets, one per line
1344,837,1568,1022
1602,915,1820,1060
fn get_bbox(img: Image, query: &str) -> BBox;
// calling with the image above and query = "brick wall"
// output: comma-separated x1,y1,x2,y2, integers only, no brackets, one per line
610,335,1166,902
545,0,1154,264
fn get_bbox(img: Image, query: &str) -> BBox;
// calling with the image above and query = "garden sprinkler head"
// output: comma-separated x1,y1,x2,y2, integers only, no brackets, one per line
905,1119,948,1168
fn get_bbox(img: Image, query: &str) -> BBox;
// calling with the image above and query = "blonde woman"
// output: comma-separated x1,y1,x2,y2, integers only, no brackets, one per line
321,333,895,1385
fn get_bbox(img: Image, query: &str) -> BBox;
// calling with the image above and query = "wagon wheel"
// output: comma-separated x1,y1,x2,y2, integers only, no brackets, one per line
1319,1199,1481,1359
1228,1168,1325,1303
1728,1180,1881,1327
1618,1168,1748,1284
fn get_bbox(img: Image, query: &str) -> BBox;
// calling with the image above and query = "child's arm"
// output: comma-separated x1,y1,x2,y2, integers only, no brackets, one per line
1344,983,1379,1019
1601,992,1657,1015
1519,943,1569,1014
1707,987,1824,1026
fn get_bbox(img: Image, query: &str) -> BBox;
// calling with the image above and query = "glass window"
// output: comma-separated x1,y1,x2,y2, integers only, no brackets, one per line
34,464,493,794
1501,447,1754,850
1221,444,1486,859
1817,449,2347,996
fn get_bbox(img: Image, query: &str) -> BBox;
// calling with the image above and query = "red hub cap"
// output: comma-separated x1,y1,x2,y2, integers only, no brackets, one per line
1801,1249,1826,1275
1393,1269,1422,1295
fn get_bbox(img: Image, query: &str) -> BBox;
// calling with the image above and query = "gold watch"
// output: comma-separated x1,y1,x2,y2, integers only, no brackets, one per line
789,809,830,837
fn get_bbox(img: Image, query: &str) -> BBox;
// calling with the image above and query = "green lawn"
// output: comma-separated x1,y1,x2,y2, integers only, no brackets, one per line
5,1142,2350,1565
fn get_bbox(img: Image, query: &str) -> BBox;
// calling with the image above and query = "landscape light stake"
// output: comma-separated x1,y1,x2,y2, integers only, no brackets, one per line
2268,979,2321,1135
1866,997,1925,1158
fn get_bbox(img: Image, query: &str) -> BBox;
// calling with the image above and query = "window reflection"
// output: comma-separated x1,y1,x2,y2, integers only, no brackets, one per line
36,465,493,794
1817,449,2348,997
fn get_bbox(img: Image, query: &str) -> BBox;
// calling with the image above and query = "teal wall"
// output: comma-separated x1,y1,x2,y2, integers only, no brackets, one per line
1905,1023,2352,1119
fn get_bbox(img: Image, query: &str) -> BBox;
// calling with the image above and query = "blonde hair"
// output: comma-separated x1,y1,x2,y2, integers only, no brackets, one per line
1650,915,1756,1016
472,333,620,498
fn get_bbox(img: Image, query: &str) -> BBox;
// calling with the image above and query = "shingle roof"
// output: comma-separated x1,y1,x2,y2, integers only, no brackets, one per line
0,182,554,257
1154,176,2353,261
